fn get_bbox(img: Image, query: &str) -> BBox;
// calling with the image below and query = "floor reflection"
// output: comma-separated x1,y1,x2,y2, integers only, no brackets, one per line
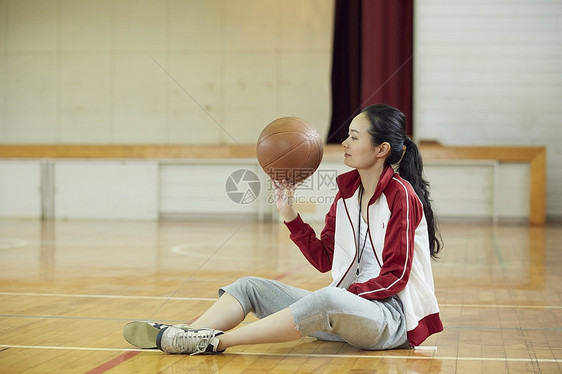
39,219,55,282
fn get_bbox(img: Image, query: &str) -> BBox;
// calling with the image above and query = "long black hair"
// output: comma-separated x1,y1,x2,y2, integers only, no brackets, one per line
363,104,442,259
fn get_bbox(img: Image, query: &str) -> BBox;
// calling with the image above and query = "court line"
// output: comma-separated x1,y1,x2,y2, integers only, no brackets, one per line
84,351,141,374
148,218,252,322
446,325,562,332
0,292,216,302
0,314,190,323
0,237,28,250
440,303,562,309
273,263,310,281
236,351,562,363
0,344,560,364
0,344,156,353
1,292,560,309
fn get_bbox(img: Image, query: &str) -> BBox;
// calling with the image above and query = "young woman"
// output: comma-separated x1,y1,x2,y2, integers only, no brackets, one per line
123,104,443,355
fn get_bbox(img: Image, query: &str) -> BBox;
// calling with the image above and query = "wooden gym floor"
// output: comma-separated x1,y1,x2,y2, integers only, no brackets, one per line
0,217,560,373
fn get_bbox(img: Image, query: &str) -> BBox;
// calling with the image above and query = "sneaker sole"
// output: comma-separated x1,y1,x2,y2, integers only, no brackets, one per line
123,321,160,349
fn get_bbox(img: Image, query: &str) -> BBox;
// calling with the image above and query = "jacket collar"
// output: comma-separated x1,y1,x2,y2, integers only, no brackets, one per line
336,165,396,203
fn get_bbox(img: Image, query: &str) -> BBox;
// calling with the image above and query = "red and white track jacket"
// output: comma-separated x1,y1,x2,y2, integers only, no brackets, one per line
285,166,443,346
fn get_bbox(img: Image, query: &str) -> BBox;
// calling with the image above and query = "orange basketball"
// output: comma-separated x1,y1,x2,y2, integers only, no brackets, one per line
256,117,324,184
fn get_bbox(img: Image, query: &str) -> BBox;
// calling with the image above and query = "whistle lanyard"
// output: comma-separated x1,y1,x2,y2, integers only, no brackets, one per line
357,187,369,277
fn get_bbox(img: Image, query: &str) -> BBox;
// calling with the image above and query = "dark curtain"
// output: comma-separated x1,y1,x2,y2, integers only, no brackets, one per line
328,0,414,144
328,0,363,144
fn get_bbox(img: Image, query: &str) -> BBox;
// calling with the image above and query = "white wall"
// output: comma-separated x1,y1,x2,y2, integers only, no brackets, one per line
0,160,159,219
54,161,159,219
0,0,334,144
0,161,41,217
414,0,562,218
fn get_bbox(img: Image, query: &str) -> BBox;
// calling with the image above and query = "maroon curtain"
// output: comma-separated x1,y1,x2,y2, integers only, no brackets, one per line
328,0,363,144
328,0,413,143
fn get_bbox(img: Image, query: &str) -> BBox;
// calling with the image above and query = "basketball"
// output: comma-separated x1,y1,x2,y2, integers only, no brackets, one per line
256,117,324,184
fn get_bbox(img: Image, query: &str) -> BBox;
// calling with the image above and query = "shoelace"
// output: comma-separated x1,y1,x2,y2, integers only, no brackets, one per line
172,330,215,355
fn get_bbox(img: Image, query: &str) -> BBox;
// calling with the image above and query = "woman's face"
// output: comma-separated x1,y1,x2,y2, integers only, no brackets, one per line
342,113,379,170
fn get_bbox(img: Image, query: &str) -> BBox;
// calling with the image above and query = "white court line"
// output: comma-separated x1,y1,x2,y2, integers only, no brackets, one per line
0,292,215,302
0,344,560,363
1,292,561,309
0,344,154,353
235,351,562,363
0,237,28,250
440,303,562,309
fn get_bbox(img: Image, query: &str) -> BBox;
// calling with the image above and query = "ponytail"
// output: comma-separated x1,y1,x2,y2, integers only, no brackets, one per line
398,139,442,259
363,104,443,260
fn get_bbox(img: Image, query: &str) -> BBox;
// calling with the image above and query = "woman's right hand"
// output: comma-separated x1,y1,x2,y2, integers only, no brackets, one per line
272,179,298,222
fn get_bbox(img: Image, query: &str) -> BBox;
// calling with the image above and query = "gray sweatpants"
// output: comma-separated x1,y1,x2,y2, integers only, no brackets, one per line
219,276,408,350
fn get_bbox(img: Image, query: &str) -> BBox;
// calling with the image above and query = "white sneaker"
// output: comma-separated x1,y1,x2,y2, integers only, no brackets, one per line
123,321,191,349
156,326,224,355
